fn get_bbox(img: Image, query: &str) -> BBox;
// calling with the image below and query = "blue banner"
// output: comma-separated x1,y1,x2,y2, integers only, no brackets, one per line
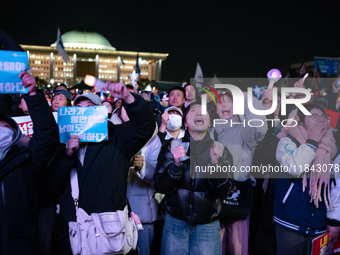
58,106,108,143
314,57,340,74
0,50,28,94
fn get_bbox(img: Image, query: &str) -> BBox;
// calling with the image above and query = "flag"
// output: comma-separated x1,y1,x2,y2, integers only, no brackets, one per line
56,28,69,63
135,52,140,73
312,63,327,93
193,62,203,88
324,108,340,129
299,59,309,78
284,67,291,87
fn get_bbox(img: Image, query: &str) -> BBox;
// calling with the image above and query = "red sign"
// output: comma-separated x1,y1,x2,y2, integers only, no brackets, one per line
12,116,33,136
312,232,340,255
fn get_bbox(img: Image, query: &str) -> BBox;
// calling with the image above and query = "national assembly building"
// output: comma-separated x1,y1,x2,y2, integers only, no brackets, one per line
20,30,168,86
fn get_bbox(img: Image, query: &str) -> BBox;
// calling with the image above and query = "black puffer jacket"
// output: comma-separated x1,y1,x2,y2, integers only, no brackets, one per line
0,93,59,255
154,131,234,225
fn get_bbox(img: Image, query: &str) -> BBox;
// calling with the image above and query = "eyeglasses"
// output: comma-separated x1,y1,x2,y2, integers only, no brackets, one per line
308,114,329,120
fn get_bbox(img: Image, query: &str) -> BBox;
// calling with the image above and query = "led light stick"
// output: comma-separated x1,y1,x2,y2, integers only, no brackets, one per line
302,73,308,82
129,71,139,89
84,75,106,92
100,88,104,101
267,69,282,89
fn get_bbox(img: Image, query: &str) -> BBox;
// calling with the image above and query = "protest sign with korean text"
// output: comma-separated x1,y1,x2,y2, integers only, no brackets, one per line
0,50,28,94
311,231,340,255
58,106,108,143
12,115,33,136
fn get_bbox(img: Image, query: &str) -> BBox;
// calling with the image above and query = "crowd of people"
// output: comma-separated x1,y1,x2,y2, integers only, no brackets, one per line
1,24,340,255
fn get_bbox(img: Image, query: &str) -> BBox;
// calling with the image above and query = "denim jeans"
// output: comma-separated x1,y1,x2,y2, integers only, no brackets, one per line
161,214,222,255
137,223,154,255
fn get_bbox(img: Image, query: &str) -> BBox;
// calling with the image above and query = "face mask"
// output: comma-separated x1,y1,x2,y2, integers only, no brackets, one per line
0,127,14,146
0,127,14,160
167,114,182,131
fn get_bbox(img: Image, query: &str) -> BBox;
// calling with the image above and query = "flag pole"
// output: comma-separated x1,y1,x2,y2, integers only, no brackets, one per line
310,57,316,91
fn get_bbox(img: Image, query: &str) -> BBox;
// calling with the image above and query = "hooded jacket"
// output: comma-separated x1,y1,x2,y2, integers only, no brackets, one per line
0,92,59,255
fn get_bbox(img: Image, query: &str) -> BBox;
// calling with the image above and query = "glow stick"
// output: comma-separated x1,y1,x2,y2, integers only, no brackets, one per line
267,69,282,89
302,73,308,81
84,75,106,92
129,71,139,89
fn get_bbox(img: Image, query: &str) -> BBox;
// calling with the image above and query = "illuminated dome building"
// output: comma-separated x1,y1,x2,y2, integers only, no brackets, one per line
21,31,168,85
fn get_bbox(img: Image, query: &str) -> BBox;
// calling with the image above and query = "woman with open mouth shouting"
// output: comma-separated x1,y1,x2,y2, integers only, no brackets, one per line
154,102,234,255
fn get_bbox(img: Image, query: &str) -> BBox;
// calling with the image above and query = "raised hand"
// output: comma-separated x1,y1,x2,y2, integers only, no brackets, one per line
210,142,224,164
172,146,186,166
307,122,327,143
19,71,36,95
159,112,170,132
104,82,135,104
66,135,80,156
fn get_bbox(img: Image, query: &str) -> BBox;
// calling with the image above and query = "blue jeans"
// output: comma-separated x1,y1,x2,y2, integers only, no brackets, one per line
137,223,154,255
161,214,221,255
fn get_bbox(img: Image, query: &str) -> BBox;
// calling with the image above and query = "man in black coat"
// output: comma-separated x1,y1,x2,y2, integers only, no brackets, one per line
44,83,156,254
0,71,59,254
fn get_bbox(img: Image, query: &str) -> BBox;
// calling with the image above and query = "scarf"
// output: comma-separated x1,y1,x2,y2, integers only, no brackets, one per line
289,116,336,209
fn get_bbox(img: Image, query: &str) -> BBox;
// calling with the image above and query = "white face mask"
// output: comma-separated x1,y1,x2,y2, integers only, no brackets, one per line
167,114,182,131
0,127,14,160
0,127,13,146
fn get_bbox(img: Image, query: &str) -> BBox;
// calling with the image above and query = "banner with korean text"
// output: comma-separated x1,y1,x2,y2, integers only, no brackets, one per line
12,113,58,137
12,116,33,136
0,50,28,93
58,106,108,143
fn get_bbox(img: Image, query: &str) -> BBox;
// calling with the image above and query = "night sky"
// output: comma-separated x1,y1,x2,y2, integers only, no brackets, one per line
1,0,340,81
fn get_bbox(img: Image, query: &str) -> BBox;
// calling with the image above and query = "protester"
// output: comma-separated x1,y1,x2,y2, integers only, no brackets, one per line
157,106,185,144
0,71,59,254
184,84,196,108
53,84,68,93
156,92,169,114
114,98,123,109
42,84,155,254
168,86,186,111
275,103,340,255
51,90,72,112
155,86,186,127
154,103,234,255
127,133,162,255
